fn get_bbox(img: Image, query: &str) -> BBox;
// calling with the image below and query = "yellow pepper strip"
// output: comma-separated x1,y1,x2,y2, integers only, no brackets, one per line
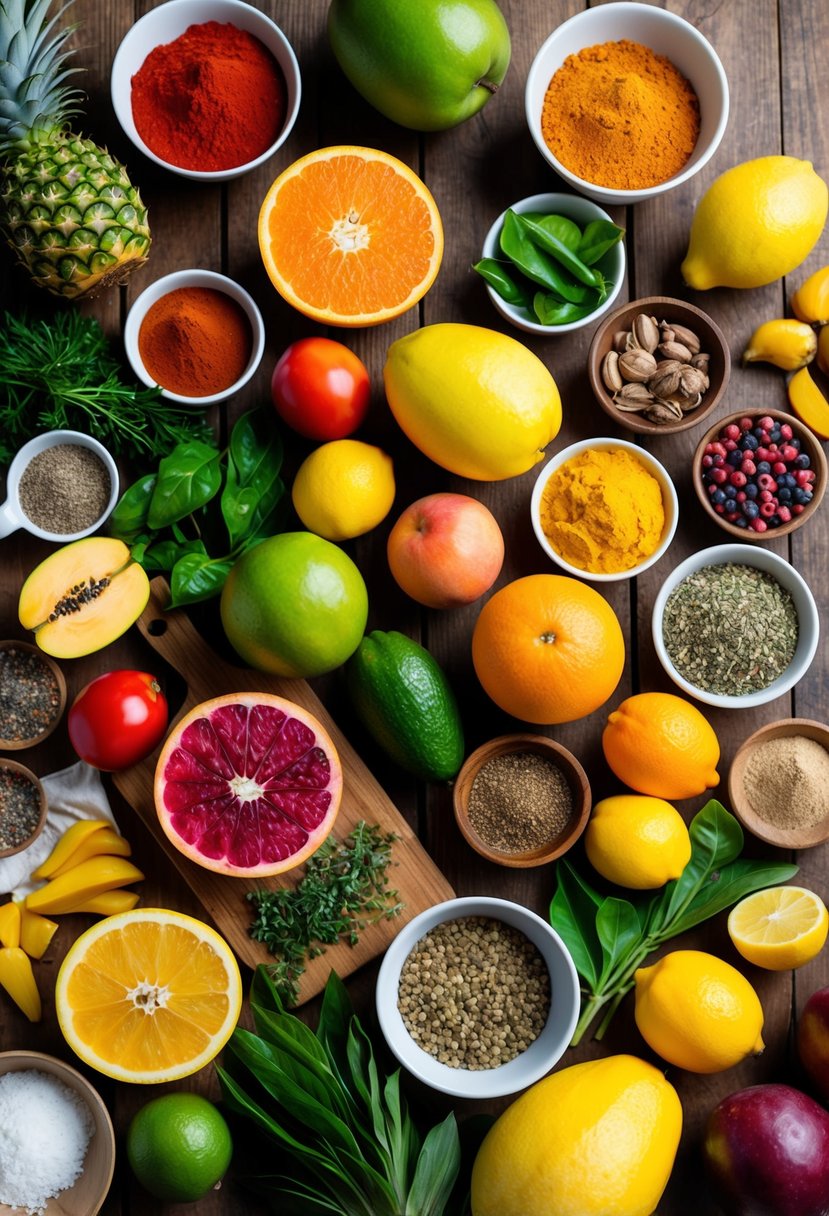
18,904,59,960
743,319,817,371
0,947,41,1022
49,825,132,878
818,325,829,377
30,819,112,881
25,856,145,916
792,265,829,325
61,889,140,916
788,366,829,440
0,902,21,949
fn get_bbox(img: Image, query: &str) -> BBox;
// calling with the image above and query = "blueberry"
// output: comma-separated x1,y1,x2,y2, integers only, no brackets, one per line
790,438,801,451
753,426,766,439
769,426,782,443
742,501,760,519
744,483,759,499
756,461,771,475
777,487,792,503
740,434,759,451
726,450,742,466
733,516,748,528
712,489,727,505
784,473,797,488
794,488,811,505
795,453,811,469
724,498,738,513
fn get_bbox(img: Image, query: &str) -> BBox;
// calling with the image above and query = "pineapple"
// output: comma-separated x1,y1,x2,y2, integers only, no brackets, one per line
0,0,151,299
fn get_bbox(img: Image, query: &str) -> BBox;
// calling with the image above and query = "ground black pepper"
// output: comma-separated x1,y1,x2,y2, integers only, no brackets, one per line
467,751,574,853
18,444,110,535
0,647,61,744
0,766,43,851
397,916,551,1070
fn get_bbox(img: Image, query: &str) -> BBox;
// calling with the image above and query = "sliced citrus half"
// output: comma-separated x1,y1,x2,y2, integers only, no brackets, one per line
55,908,242,1083
258,145,443,326
154,692,342,877
728,885,829,971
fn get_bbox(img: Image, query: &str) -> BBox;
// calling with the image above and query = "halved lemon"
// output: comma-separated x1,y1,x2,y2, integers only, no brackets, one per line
728,885,829,971
55,908,242,1083
258,145,443,327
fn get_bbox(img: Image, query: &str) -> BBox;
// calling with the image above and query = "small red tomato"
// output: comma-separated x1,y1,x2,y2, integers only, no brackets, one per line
271,337,370,439
68,671,169,771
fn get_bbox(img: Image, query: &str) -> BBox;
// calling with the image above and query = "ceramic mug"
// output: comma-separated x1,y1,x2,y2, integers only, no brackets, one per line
0,431,120,542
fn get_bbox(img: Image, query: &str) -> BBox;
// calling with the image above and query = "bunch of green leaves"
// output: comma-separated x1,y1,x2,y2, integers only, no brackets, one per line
109,407,284,607
473,209,624,327
550,800,799,1045
249,822,404,1007
0,311,213,464
217,968,464,1216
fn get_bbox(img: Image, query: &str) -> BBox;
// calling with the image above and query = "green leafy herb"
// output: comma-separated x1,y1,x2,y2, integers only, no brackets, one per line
0,311,213,464
517,213,607,291
109,407,284,607
499,210,592,303
248,822,404,1007
550,800,799,1045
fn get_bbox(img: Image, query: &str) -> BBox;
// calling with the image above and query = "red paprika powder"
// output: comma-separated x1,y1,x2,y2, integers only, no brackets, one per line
131,21,286,172
138,287,253,397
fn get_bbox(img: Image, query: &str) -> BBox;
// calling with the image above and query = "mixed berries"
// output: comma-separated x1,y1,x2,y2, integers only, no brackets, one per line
700,415,816,533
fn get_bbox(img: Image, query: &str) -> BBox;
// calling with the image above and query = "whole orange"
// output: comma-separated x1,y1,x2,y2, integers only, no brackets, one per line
471,574,625,725
602,692,720,800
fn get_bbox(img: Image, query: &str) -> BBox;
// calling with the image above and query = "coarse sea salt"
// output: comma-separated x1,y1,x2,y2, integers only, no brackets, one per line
0,1068,94,1214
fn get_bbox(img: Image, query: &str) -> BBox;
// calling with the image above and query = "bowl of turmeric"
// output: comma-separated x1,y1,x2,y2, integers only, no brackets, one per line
530,437,679,582
525,2,729,206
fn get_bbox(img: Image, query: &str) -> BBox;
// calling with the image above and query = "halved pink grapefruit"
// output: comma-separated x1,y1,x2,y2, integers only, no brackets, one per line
154,693,342,877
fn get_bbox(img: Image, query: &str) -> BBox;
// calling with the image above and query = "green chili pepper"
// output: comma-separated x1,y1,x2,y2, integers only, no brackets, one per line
532,293,601,327
499,211,590,304
577,219,626,266
517,214,605,290
521,212,583,251
472,258,533,308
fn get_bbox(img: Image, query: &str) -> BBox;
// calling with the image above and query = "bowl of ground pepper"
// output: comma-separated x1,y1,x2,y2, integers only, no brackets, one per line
0,642,66,751
453,734,591,867
375,896,580,1099
525,2,729,205
728,719,829,849
0,430,119,543
0,760,47,860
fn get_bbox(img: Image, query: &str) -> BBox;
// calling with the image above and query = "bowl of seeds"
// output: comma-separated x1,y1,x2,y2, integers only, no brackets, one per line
375,896,580,1099
728,718,829,849
0,759,47,859
652,544,819,710
453,734,591,867
587,296,730,434
0,641,66,751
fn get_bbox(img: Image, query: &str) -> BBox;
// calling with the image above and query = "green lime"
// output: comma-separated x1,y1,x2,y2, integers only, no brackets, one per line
126,1092,233,1203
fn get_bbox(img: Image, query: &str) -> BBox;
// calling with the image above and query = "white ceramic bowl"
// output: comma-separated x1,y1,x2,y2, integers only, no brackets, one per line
652,544,820,709
111,0,301,182
375,896,579,1100
124,269,266,405
531,437,679,582
480,193,626,336
0,430,119,542
525,2,729,205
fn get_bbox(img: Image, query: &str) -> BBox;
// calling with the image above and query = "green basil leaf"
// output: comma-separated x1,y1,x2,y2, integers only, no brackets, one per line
109,472,157,542
651,800,744,933
549,860,603,989
667,860,800,939
499,211,590,303
517,214,604,288
406,1113,461,1216
222,408,285,548
532,292,599,326
596,897,641,987
472,258,533,308
577,219,625,266
141,537,207,573
147,440,222,529
521,212,582,250
167,552,233,607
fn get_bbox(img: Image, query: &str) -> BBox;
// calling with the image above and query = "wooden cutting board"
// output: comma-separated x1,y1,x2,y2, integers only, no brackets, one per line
113,579,454,1001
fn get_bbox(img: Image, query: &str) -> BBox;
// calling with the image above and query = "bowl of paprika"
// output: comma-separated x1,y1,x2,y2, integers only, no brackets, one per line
111,0,301,182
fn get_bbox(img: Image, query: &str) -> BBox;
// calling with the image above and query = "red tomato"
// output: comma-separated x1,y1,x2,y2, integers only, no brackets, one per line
271,337,370,439
68,671,169,771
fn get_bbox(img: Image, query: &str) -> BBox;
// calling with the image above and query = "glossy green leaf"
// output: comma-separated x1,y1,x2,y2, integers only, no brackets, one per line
222,408,284,549
666,859,799,939
652,800,745,933
472,258,533,308
406,1115,461,1216
532,292,599,326
167,552,233,607
109,473,157,542
517,214,604,288
141,538,206,573
577,219,625,266
549,860,603,989
596,897,641,987
147,440,222,529
499,211,590,303
521,212,583,250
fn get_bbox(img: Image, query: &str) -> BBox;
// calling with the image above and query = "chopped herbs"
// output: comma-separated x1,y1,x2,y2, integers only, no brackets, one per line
247,821,404,1006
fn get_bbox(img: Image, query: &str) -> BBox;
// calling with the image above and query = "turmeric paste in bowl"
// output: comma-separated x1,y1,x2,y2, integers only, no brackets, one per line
530,438,679,582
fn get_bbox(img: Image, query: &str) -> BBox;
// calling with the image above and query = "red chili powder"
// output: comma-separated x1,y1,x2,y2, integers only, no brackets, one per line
138,287,253,398
131,21,286,172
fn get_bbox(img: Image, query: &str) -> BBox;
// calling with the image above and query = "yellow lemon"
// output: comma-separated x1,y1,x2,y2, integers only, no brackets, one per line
728,885,829,971
634,949,765,1074
682,156,828,289
383,323,562,480
470,1054,682,1216
291,439,395,541
585,795,691,889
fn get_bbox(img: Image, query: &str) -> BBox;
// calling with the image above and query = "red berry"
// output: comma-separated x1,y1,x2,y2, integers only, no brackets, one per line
796,469,812,486
780,423,793,440
758,415,774,430
758,473,777,492
736,491,747,502
724,439,738,452
739,417,754,431
760,501,778,518
750,518,768,532
723,424,741,441
710,467,728,485
755,447,770,462
740,459,757,476
702,454,714,468
780,444,798,462
777,506,792,522
772,461,787,475
710,442,727,457
712,454,725,467
759,489,774,503
707,483,719,496
704,442,716,454
725,511,741,522
729,471,747,487
792,504,805,515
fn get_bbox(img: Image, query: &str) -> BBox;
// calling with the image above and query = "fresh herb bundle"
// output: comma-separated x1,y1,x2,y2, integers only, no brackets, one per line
550,800,799,1045
109,407,284,607
248,821,404,1007
217,968,463,1216
0,311,212,464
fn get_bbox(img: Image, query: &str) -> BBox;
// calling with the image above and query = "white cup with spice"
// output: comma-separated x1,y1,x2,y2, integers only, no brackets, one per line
0,431,119,543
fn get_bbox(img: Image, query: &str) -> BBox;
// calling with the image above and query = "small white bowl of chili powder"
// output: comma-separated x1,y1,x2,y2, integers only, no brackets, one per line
525,2,729,205
111,0,301,182
124,269,265,405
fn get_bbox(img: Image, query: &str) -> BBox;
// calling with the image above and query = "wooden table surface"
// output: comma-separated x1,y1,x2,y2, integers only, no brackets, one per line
1,1,827,1213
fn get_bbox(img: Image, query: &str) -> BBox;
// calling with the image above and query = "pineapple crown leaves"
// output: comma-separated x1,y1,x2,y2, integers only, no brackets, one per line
0,0,84,150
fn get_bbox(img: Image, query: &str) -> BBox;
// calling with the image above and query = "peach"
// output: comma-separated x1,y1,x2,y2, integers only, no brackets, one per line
386,493,504,609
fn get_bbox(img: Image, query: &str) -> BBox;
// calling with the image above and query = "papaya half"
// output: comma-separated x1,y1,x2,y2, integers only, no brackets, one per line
18,537,150,659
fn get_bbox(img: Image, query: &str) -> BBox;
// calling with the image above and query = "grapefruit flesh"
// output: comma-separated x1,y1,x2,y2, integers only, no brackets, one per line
154,693,342,877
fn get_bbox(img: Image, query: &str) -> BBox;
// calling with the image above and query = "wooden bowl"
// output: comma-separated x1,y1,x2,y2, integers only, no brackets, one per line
728,718,829,848
692,408,827,540
0,758,47,860
453,734,591,868
0,640,66,750
0,1050,115,1215
587,296,730,435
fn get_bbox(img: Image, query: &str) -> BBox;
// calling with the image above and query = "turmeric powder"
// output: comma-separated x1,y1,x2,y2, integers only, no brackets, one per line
541,40,700,191
540,448,665,574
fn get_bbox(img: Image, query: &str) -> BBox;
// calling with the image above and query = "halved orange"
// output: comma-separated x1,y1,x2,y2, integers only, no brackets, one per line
258,145,443,327
55,908,242,1083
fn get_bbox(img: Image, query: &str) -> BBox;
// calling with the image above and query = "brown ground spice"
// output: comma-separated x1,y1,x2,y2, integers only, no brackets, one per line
468,751,574,853
743,735,829,830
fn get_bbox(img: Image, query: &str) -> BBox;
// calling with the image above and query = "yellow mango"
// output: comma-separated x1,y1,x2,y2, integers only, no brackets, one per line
818,325,829,377
788,366,829,440
0,902,21,949
49,825,131,877
743,319,816,371
18,905,59,960
792,265,829,324
25,856,144,916
62,889,140,915
30,819,111,880
0,947,41,1022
